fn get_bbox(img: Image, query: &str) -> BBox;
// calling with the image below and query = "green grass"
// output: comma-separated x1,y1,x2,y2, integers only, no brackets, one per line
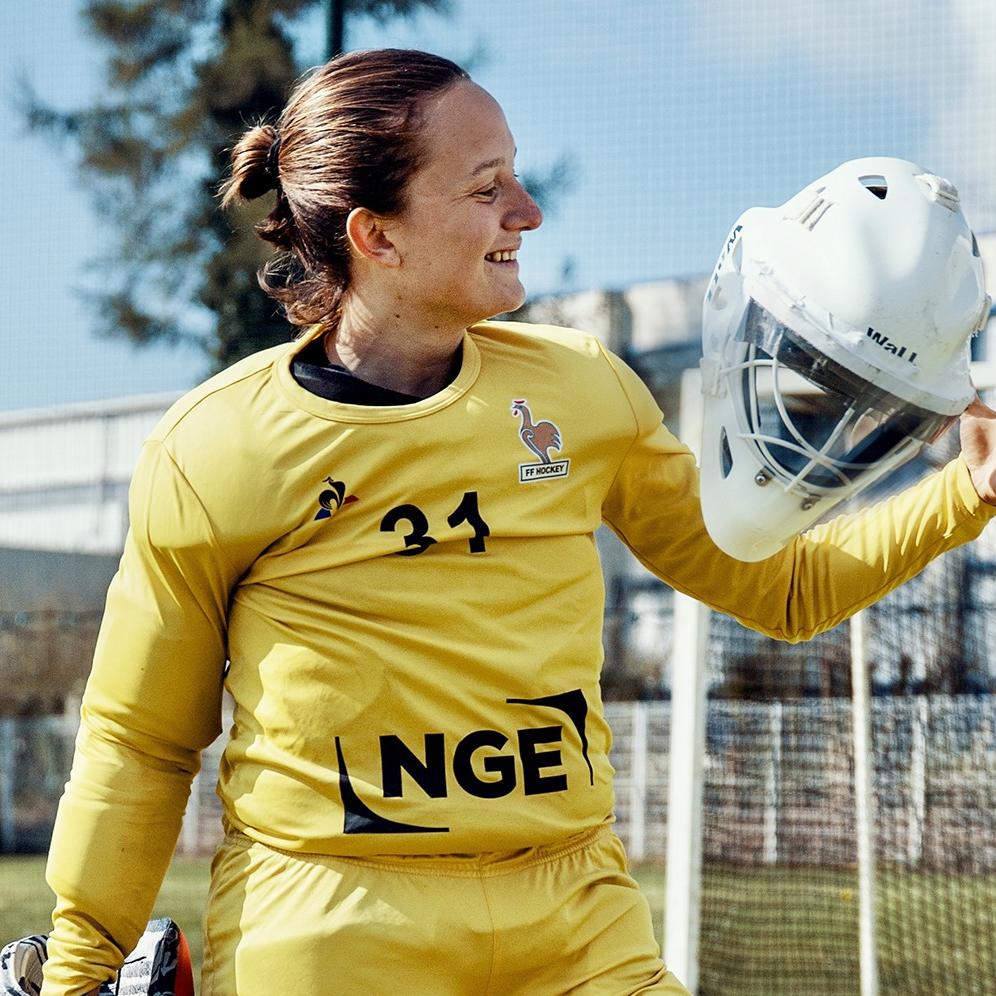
0,855,211,977
3,857,993,994
692,864,996,995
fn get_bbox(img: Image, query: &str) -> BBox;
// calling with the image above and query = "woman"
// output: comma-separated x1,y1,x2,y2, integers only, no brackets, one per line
42,49,996,995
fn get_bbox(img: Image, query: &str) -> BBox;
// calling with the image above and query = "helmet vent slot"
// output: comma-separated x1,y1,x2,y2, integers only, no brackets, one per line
794,195,833,230
915,172,959,211
719,427,733,478
859,175,888,199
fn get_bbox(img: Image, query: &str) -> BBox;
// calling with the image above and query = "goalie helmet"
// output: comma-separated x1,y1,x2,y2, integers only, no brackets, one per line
699,156,990,561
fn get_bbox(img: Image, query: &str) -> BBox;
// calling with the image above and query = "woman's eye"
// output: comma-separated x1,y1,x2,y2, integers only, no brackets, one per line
476,186,498,198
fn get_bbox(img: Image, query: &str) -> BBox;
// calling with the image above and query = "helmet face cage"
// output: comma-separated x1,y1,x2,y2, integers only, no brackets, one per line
698,157,984,560
724,299,953,498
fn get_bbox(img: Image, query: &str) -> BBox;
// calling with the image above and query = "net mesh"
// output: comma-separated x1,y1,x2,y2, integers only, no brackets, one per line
695,428,996,995
5,3,996,992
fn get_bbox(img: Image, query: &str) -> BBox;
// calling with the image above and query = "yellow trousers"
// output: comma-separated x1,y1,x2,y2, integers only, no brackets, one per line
201,825,689,995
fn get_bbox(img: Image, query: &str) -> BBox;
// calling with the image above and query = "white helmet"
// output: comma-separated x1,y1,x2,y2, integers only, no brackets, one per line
699,157,989,561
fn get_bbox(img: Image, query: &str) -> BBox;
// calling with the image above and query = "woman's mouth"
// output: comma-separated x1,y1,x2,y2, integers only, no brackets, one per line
485,249,518,263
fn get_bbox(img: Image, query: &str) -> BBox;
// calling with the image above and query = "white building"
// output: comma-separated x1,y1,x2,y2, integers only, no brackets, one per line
0,393,182,555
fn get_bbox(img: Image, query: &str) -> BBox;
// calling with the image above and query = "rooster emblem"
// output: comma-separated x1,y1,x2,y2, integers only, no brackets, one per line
511,399,562,464
314,477,359,520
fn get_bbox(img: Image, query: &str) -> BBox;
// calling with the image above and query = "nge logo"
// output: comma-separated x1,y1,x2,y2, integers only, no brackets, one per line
334,689,593,835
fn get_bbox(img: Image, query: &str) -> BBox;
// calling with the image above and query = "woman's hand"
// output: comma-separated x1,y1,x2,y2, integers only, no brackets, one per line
959,396,996,505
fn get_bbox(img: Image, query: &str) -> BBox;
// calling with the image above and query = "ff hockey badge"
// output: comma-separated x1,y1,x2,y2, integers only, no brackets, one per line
511,399,570,483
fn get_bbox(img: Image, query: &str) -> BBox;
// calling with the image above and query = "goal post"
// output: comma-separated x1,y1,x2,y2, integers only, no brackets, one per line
850,610,879,996
664,367,710,992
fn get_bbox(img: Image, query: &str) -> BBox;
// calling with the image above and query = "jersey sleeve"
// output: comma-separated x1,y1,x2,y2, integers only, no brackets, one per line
42,441,235,995
600,348,996,643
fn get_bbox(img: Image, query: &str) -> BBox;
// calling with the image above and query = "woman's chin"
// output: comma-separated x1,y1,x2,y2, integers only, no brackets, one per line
497,285,527,316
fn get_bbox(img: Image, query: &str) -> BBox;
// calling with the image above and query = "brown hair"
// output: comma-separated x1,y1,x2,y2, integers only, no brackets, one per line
220,49,469,332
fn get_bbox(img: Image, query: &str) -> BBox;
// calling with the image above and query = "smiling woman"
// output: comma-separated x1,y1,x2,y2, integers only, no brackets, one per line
219,50,541,399
36,46,996,996
331,78,543,395
221,51,470,340
39,48,688,996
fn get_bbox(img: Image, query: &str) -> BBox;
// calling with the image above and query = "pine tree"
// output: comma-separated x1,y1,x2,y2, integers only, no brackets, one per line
22,0,453,369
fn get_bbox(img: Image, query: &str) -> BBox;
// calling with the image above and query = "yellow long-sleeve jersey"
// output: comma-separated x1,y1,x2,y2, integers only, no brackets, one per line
43,321,995,993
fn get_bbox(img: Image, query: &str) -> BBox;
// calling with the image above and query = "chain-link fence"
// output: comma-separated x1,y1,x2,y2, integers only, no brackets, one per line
2,695,993,993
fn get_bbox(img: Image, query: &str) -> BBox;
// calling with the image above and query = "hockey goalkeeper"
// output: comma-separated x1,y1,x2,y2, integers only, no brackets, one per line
33,48,996,996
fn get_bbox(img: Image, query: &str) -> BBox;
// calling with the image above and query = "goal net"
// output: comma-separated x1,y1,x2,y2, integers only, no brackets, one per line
684,386,996,995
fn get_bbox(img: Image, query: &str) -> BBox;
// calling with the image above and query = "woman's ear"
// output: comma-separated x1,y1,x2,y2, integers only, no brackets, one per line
345,207,401,268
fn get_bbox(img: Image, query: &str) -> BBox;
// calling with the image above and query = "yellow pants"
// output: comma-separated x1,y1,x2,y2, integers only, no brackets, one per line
201,825,689,995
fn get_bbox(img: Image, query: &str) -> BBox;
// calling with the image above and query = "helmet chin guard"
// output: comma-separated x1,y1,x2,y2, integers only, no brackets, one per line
699,157,989,561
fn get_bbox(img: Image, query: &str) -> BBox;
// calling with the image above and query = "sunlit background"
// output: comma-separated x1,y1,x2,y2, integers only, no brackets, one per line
3,4,996,995
6,0,996,409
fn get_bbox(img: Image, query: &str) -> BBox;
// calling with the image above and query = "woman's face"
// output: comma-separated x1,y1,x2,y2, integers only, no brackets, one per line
385,80,543,329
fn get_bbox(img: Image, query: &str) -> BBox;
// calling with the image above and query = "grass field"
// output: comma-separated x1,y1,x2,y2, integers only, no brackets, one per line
2,857,993,994
0,856,213,976
696,865,996,995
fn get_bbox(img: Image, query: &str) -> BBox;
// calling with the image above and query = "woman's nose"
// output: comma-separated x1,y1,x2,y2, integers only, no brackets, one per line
508,183,543,231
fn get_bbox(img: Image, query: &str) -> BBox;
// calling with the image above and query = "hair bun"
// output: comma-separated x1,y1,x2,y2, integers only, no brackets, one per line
220,124,280,205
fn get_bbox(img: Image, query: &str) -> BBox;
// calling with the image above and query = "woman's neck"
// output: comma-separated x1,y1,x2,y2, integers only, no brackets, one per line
329,297,465,399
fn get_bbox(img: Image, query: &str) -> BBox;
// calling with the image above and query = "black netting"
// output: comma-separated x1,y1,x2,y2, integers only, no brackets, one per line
694,418,996,994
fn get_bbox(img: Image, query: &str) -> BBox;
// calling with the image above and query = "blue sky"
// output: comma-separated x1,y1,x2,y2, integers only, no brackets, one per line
4,0,995,412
